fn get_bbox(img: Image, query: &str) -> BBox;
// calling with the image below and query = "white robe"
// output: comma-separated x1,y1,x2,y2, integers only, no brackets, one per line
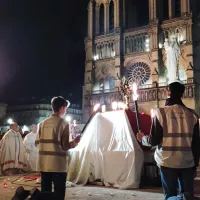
0,129,27,174
23,132,37,171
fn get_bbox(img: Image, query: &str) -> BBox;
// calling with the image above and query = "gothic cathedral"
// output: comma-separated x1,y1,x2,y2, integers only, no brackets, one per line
82,0,200,123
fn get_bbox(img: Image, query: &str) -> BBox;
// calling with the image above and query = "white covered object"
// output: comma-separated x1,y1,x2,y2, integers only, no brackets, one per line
67,110,144,189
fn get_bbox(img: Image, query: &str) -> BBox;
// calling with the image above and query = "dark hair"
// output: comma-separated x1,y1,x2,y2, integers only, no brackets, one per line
169,82,185,99
51,96,69,112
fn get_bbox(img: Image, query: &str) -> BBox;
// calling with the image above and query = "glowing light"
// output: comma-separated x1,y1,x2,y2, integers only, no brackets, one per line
146,48,150,52
7,118,13,125
93,103,100,112
141,112,144,115
159,43,163,49
65,116,71,122
112,101,118,110
146,38,150,43
132,83,139,101
3,183,7,188
22,125,29,133
101,105,106,112
151,109,155,118
117,102,126,110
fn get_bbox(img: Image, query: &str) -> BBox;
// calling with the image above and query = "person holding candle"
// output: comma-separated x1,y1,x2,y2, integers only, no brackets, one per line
136,81,200,200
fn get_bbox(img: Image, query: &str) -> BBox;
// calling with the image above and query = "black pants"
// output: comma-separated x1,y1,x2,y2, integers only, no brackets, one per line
40,172,67,200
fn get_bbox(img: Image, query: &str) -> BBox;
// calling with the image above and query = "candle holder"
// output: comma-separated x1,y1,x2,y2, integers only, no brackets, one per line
119,76,131,108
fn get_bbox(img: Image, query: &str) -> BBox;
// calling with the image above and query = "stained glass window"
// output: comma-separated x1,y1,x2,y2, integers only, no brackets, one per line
127,62,151,85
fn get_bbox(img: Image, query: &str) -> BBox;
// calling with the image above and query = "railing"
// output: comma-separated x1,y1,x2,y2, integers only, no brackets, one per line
84,82,195,107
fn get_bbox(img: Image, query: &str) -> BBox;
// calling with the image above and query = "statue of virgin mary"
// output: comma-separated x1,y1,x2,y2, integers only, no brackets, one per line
164,35,180,83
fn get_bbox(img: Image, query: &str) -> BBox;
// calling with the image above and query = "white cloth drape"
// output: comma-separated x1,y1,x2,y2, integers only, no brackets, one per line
23,132,37,171
67,110,144,189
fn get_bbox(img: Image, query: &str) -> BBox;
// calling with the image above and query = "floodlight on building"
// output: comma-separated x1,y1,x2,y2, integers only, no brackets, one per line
22,125,29,133
112,101,118,110
93,103,100,112
7,118,13,125
65,116,71,122
159,43,163,49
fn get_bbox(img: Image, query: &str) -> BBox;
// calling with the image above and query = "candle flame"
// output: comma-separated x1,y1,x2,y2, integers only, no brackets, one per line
132,83,139,101
112,101,118,110
93,103,100,112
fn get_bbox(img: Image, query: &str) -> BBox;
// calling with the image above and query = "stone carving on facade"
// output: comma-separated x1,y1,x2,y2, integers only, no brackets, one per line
95,63,115,80
164,35,180,83
95,40,115,60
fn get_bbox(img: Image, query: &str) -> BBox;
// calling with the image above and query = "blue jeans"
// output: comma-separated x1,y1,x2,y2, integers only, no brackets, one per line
160,166,195,200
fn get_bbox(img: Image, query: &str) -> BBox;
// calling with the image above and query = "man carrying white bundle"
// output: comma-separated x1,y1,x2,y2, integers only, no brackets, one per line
23,124,38,171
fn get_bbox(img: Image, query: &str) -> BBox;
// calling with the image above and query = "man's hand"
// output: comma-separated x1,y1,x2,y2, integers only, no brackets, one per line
74,135,81,144
136,131,145,142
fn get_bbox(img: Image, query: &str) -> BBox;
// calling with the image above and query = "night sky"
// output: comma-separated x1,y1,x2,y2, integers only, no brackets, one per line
0,0,88,105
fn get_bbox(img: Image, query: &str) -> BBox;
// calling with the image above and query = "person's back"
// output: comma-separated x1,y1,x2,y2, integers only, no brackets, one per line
154,104,198,169
35,96,80,200
136,81,200,200
36,114,69,172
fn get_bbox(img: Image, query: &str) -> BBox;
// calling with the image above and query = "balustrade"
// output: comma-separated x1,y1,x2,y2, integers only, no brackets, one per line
84,83,195,107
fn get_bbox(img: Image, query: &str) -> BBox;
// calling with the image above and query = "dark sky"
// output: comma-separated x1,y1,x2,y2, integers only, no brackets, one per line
0,0,88,105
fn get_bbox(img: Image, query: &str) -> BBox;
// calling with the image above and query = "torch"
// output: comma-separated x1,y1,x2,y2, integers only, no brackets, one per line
81,103,101,135
132,83,141,132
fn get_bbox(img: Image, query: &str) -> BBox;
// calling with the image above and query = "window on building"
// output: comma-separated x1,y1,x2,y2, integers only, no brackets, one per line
162,0,169,20
109,1,114,31
125,0,149,29
99,4,104,34
174,0,181,17
99,79,104,91
109,76,115,91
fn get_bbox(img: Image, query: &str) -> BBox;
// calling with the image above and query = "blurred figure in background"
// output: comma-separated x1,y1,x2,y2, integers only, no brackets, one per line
0,122,27,175
23,124,38,171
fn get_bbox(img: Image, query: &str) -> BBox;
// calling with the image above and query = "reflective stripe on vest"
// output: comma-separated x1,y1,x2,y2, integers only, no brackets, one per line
157,105,197,151
38,117,66,157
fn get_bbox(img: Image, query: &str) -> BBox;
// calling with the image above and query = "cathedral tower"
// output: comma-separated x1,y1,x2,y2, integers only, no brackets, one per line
83,0,198,123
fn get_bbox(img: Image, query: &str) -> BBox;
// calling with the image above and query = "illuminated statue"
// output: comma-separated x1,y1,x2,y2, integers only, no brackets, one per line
164,35,180,83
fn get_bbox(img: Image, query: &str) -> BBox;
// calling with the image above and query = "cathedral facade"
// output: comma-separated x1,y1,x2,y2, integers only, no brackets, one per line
82,0,200,123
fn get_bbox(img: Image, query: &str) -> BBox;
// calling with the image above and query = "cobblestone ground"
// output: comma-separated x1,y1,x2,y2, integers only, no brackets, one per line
0,175,164,200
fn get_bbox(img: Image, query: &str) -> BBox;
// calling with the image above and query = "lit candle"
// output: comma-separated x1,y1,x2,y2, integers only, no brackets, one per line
102,105,106,113
132,83,141,132
81,103,101,135
112,101,118,110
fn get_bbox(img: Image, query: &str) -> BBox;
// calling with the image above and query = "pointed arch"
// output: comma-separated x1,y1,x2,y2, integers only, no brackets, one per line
109,0,114,31
99,4,104,34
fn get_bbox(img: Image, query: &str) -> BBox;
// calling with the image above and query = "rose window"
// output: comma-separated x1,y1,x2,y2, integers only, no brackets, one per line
127,62,151,85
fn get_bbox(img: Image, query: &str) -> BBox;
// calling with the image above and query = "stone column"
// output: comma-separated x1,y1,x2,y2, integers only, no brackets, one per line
168,0,173,19
123,0,126,27
181,0,188,14
114,0,120,28
104,3,109,33
88,1,93,38
149,0,157,22
95,4,100,34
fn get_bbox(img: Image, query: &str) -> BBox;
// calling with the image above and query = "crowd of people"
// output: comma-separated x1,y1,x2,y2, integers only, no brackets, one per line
0,123,38,175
